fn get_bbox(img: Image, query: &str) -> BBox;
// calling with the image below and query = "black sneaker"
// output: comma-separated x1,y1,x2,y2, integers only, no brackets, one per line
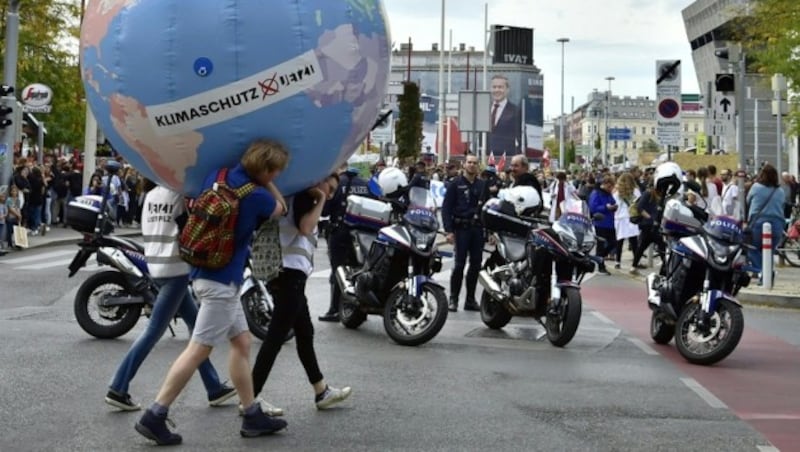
318,312,339,322
240,410,288,437
135,409,182,446
463,301,480,311
208,383,237,407
105,390,141,411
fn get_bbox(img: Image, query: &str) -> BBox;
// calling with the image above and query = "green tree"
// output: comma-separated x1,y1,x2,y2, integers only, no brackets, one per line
544,137,559,159
731,0,800,134
395,81,423,163
0,0,85,149
642,139,660,153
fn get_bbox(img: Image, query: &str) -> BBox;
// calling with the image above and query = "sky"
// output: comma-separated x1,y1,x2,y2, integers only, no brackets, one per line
382,0,699,120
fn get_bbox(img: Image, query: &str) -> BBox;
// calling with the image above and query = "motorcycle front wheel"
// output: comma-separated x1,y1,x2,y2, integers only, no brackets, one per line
544,287,582,347
479,291,512,329
675,298,744,366
240,283,294,343
74,271,142,339
650,311,675,345
383,283,448,346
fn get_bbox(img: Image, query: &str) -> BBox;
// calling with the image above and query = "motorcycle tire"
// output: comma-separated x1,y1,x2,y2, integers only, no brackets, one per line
479,291,512,330
778,236,800,267
339,297,367,329
383,283,448,346
650,311,675,345
545,287,582,347
74,271,142,339
240,285,295,343
675,299,744,366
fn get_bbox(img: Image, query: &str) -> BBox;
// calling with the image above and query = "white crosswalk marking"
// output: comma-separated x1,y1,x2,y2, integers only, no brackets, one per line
0,249,100,272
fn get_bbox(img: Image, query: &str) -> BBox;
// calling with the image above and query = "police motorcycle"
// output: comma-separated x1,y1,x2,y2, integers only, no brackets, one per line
66,163,276,340
334,167,450,346
645,162,748,365
478,187,596,347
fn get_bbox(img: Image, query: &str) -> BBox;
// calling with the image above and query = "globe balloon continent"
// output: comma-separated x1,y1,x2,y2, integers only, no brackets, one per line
80,0,391,196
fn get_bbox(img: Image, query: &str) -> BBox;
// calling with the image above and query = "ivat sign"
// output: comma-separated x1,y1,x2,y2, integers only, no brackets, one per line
21,83,53,113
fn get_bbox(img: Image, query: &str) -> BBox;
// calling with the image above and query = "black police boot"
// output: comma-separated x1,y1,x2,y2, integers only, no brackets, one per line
463,297,479,311
319,286,341,322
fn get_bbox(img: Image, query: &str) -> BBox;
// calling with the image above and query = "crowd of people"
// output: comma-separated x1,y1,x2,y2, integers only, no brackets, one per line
0,154,148,252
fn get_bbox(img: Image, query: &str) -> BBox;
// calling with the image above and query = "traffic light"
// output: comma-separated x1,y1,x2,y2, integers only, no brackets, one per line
0,85,14,129
715,73,734,92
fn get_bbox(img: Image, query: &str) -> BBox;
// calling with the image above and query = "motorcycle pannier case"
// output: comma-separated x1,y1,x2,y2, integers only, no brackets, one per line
344,195,392,231
481,200,533,237
66,195,107,234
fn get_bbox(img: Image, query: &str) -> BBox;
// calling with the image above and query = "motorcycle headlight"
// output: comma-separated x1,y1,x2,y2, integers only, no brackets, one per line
558,232,579,252
581,237,595,253
411,227,438,250
708,237,739,261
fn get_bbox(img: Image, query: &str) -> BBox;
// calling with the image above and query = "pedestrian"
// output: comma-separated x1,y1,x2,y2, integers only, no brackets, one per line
134,139,289,445
589,175,617,274
105,182,237,412
612,173,641,270
320,165,370,322
442,154,486,312
5,185,22,248
630,181,665,272
250,172,352,417
0,186,7,254
746,164,785,278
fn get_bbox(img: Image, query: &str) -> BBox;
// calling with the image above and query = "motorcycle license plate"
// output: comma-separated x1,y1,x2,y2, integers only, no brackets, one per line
68,249,94,275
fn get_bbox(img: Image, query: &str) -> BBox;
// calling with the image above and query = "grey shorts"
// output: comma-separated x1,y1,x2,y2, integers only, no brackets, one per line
191,279,248,346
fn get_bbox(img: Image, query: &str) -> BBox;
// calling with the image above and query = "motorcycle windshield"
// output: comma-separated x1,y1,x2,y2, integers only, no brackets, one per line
408,186,436,211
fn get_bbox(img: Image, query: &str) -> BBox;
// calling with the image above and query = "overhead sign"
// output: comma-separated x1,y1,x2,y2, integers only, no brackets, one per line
608,127,631,141
491,25,533,66
656,60,681,146
21,83,53,114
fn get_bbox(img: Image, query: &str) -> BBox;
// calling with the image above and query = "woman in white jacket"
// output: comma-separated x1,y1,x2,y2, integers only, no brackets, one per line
548,171,580,223
612,172,641,270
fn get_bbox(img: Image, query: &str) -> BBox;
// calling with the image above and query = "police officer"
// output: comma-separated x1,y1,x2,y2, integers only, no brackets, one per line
441,154,486,312
319,165,370,322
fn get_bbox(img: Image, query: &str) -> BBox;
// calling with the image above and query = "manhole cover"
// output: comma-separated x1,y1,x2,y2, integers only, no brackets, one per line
465,325,546,342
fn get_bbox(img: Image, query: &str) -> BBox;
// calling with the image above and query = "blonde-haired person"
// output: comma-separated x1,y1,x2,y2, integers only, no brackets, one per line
135,139,289,445
612,172,641,270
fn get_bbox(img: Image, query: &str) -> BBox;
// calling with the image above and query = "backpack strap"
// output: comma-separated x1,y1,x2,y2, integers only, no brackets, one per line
216,168,257,198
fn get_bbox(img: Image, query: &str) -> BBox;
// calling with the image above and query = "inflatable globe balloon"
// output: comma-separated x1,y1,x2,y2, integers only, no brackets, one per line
80,0,391,196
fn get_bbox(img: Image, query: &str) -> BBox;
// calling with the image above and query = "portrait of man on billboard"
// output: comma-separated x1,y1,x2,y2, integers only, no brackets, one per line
487,74,522,156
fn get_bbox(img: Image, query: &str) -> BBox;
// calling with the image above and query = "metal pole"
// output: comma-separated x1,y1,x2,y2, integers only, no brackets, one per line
558,38,569,170
446,29,452,162
481,2,488,165
1,0,21,186
37,122,44,164
436,0,446,165
774,74,784,177
736,53,746,220
83,106,98,192
754,98,759,167
604,76,614,167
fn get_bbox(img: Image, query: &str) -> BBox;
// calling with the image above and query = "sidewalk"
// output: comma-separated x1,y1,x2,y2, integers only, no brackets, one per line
1,224,142,254
605,246,800,310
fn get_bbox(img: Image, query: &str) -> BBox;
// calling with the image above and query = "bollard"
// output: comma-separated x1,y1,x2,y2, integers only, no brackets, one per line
762,222,773,289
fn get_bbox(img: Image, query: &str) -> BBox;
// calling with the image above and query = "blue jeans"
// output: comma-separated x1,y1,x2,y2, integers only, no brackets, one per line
27,204,42,231
747,218,785,275
109,274,226,395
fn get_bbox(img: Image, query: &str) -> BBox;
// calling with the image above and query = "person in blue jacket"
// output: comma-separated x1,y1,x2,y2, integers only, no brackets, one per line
589,175,618,274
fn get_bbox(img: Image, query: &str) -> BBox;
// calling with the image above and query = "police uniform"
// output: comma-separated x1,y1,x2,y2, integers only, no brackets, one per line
319,171,370,321
441,174,486,312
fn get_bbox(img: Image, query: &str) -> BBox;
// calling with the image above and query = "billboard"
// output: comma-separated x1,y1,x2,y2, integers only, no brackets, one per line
486,72,543,158
491,25,533,66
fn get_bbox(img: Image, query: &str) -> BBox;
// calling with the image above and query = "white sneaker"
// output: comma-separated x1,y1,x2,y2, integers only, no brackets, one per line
315,385,352,410
238,398,284,417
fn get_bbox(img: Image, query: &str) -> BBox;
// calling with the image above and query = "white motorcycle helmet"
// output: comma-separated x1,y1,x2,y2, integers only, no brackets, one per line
653,161,683,197
498,186,542,216
376,167,408,197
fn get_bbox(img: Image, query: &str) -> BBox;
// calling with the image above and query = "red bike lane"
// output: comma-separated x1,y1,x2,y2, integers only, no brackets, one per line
582,278,800,452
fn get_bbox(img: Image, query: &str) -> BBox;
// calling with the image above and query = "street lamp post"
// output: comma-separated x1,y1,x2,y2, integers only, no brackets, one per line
1,0,21,187
603,76,615,167
772,73,787,177
481,3,510,164
557,38,569,170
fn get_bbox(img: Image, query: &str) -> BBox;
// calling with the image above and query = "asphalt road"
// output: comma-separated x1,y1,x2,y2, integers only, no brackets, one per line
0,242,796,451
